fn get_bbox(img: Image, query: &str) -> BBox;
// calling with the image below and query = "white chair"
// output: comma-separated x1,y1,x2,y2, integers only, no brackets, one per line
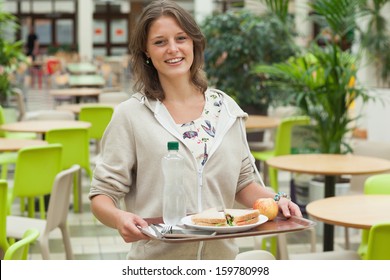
6,165,80,259
98,91,129,104
235,250,276,260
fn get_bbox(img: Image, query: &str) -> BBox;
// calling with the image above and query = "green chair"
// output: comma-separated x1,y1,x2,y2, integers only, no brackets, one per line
46,128,92,212
358,174,390,259
0,180,10,257
251,116,311,192
78,105,114,154
366,222,390,260
251,116,311,256
0,105,37,180
0,153,17,180
8,144,62,219
0,105,37,139
3,228,40,260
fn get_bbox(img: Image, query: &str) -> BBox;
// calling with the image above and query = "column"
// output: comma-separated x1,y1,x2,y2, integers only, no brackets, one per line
77,0,93,61
294,0,312,47
194,0,213,24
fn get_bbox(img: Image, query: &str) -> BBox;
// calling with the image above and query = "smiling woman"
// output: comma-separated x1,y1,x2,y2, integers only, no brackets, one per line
89,0,301,260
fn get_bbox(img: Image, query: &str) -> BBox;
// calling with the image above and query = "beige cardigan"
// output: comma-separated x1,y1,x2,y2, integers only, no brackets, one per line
89,89,258,259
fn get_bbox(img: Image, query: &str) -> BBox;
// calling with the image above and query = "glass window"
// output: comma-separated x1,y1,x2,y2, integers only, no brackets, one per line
21,1,31,13
35,19,52,45
56,19,73,44
3,2,17,13
93,20,106,44
110,19,127,44
21,18,31,45
33,1,52,14
56,1,75,13
93,47,107,57
111,47,129,56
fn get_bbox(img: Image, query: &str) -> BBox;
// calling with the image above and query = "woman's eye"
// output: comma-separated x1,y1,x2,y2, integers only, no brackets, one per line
154,40,165,46
177,36,187,41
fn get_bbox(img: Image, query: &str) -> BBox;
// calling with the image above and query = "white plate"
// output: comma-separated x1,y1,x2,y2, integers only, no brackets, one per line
181,214,268,234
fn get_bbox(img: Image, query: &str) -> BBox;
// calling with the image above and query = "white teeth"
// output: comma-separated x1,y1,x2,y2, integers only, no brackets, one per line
166,58,182,63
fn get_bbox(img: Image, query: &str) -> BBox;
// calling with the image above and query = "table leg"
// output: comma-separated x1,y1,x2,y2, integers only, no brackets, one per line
323,175,336,251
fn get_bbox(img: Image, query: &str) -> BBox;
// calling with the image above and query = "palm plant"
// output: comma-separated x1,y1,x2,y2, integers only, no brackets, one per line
309,0,365,50
260,0,289,24
253,43,370,154
358,0,390,86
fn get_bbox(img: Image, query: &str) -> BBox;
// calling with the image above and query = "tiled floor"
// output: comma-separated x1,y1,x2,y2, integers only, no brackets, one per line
5,79,362,260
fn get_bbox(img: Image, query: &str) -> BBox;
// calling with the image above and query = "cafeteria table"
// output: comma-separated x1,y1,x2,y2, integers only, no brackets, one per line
69,75,105,88
266,153,390,251
246,115,280,132
66,62,97,75
0,138,47,152
0,120,91,139
306,195,390,230
56,103,116,114
49,88,102,104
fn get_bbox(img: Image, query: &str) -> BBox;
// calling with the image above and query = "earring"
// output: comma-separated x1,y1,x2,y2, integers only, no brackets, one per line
146,57,150,64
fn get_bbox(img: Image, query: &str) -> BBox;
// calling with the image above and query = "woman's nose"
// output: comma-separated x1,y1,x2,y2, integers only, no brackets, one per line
167,40,178,53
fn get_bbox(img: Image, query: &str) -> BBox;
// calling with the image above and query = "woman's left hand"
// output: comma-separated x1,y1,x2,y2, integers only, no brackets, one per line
277,197,302,218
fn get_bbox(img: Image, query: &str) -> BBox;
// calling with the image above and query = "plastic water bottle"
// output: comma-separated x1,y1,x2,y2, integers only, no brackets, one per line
162,141,186,226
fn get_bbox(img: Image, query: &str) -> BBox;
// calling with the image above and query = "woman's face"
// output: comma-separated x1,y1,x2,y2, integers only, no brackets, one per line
146,16,194,81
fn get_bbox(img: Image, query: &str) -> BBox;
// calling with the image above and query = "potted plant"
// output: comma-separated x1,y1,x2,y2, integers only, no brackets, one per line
201,8,298,115
253,43,370,154
0,6,28,106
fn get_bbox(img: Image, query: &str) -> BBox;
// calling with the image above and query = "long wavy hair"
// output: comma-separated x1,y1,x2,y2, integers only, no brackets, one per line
129,0,208,100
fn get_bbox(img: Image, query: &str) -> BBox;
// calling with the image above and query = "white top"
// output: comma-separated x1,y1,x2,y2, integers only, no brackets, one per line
176,91,222,168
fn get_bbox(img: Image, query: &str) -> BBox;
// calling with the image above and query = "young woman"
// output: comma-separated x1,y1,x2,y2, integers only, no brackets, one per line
89,0,301,260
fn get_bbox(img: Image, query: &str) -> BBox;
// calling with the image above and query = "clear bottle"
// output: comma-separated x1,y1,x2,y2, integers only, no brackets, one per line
162,141,186,226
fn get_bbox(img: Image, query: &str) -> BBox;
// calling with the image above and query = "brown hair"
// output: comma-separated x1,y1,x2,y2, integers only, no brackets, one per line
129,0,208,100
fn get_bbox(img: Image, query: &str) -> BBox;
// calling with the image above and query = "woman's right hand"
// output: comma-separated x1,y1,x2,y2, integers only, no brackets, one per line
115,210,151,243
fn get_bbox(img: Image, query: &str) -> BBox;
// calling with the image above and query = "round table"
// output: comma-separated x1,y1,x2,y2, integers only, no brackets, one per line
306,195,390,230
0,138,48,152
49,88,102,103
56,103,116,114
246,115,280,131
266,154,390,251
0,120,91,135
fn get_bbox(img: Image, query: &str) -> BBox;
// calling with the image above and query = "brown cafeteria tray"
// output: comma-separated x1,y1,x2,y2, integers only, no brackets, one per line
142,216,315,243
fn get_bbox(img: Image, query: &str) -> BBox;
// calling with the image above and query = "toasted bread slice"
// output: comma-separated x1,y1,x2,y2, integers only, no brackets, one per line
191,208,227,226
224,209,260,226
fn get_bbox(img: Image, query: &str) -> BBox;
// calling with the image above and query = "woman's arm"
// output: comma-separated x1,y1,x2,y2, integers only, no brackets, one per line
235,181,302,218
91,194,150,242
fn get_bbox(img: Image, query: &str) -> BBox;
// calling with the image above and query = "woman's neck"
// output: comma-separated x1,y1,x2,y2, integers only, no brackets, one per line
160,78,205,124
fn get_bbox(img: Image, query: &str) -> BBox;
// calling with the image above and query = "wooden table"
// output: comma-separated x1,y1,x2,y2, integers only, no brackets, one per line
66,63,97,75
246,115,280,131
56,103,116,114
0,120,91,138
267,154,390,251
0,138,47,152
69,75,105,88
306,195,390,230
49,88,102,103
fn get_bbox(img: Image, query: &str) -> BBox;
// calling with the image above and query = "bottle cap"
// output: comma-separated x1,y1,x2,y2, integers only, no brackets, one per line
167,141,179,151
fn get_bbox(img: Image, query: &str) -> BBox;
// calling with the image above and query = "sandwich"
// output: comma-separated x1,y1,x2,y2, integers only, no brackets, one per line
191,208,228,226
224,209,260,226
